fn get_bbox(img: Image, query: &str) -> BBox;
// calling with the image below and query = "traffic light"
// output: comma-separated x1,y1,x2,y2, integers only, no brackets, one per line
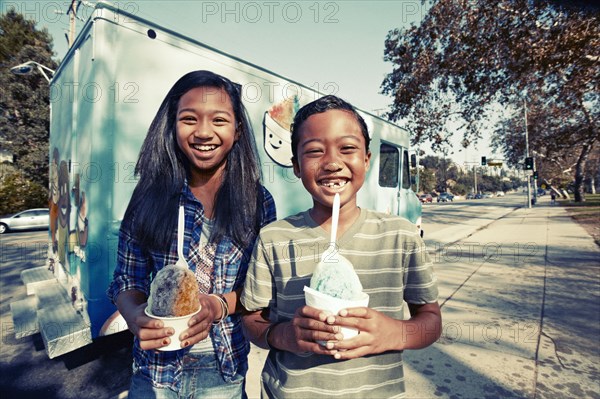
524,157,534,170
533,171,538,180
481,156,487,166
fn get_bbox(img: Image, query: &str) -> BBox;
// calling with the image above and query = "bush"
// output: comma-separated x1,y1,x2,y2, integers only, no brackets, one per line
452,183,469,196
0,170,48,215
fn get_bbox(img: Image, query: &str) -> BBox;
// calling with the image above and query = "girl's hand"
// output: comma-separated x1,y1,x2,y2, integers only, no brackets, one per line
124,294,220,350
177,293,222,348
271,305,343,355
127,302,176,351
180,289,243,348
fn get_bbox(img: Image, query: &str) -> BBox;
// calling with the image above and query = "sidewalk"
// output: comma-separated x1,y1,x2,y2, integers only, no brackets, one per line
246,200,600,398
404,200,600,398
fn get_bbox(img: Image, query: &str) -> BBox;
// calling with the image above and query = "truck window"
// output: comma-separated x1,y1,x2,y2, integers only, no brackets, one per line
402,150,411,189
379,143,399,188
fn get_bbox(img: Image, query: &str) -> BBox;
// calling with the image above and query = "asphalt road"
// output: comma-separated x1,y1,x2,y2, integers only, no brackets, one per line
0,195,525,399
0,230,133,399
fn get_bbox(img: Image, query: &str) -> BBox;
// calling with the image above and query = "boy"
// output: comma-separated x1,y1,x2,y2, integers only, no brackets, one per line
241,95,441,398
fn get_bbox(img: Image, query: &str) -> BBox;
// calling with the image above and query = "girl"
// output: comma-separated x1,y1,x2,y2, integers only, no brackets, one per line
108,70,276,398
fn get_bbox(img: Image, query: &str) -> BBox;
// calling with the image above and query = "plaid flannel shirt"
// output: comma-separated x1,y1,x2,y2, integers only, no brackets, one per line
107,184,276,391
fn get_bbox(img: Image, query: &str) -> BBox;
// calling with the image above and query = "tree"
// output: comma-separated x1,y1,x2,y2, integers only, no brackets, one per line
0,9,57,190
419,154,457,192
416,152,521,195
382,0,599,201
417,167,437,194
0,169,48,215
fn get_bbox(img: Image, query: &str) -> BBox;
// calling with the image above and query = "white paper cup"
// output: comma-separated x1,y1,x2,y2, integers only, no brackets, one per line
303,286,369,340
144,307,201,351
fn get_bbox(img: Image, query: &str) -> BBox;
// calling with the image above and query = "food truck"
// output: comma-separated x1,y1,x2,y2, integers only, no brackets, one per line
10,1,422,358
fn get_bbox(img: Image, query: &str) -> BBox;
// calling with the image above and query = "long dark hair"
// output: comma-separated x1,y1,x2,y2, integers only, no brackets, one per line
124,70,264,251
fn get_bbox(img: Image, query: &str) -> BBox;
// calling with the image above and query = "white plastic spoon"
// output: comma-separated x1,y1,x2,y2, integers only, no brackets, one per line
322,193,340,262
329,193,340,248
175,205,188,268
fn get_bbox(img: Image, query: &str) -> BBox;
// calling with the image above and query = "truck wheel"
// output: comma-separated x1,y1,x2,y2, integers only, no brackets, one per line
0,224,7,234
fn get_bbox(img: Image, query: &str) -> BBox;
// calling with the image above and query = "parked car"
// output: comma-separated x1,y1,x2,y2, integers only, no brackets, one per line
496,191,505,197
437,192,454,202
419,194,433,203
466,193,475,200
474,193,483,199
483,192,494,199
0,208,49,234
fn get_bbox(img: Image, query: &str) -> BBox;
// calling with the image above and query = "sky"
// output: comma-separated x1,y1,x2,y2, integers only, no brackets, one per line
10,0,496,164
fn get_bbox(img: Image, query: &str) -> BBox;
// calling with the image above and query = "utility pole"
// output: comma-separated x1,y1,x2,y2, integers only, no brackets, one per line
67,0,79,48
463,161,479,194
442,148,448,193
524,99,532,208
473,165,478,194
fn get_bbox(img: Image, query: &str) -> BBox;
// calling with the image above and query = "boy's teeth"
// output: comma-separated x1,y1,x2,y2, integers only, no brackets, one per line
321,180,347,188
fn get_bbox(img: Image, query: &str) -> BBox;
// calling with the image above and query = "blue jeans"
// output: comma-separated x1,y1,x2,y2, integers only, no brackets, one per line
128,352,246,399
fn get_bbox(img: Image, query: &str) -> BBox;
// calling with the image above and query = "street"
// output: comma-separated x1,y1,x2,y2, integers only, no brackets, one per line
0,231,133,398
421,193,527,241
1,193,598,398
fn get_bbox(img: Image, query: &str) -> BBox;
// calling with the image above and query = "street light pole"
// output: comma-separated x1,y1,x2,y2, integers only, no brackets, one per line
524,99,532,208
442,148,448,193
463,161,479,194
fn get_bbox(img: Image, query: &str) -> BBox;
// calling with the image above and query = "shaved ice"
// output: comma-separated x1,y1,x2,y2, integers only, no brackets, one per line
148,265,200,317
310,248,363,300
304,248,369,341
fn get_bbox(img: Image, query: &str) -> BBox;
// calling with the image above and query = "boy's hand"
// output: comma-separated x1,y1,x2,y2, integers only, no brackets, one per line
275,305,344,354
328,302,442,359
325,307,395,359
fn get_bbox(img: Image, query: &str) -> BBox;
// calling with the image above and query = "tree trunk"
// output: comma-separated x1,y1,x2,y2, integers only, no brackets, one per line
574,94,598,202
573,142,593,202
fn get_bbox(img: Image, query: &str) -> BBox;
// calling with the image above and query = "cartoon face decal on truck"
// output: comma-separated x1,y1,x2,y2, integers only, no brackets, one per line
263,96,299,167
49,148,59,251
57,160,70,265
50,148,90,268
77,192,88,248
72,173,89,250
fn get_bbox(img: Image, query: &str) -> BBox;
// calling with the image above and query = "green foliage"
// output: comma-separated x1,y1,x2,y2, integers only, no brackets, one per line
0,9,58,189
418,167,437,194
502,180,515,192
416,152,527,196
476,175,500,194
0,168,48,215
452,183,469,196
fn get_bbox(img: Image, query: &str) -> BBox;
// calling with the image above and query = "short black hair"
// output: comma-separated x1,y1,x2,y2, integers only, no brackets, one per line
290,95,370,160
